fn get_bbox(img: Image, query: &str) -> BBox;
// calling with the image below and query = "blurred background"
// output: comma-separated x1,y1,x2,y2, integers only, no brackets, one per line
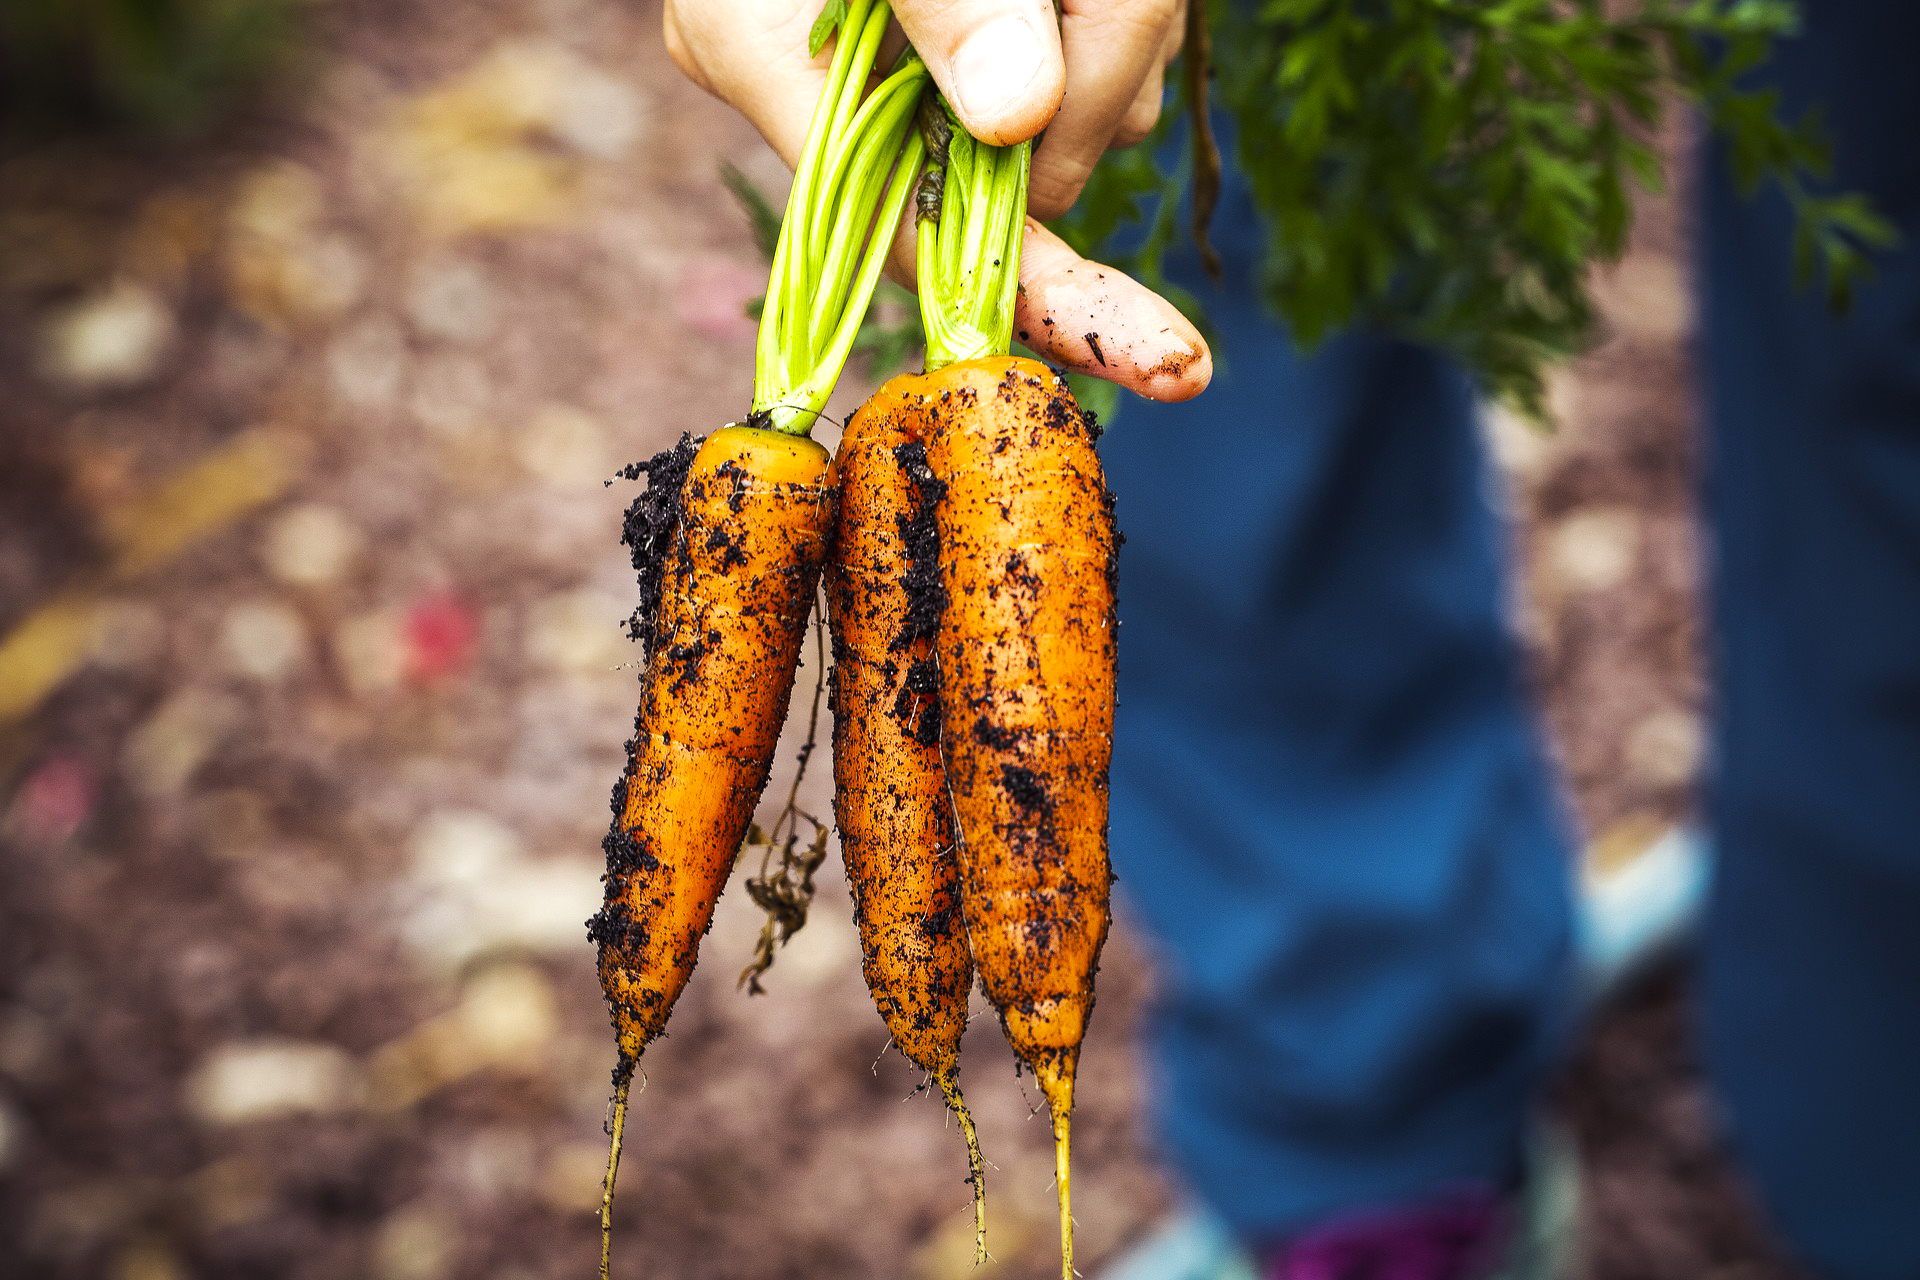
0,1,1808,1277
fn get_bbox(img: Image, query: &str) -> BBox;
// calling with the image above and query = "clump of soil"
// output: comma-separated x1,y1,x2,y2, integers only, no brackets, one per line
890,438,946,650
889,437,948,749
1000,763,1051,815
592,435,701,999
617,433,700,652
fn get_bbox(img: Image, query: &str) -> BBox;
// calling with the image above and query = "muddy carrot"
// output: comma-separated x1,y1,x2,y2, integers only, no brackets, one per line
914,101,1118,1280
927,356,1115,1280
826,380,988,1259
587,6,927,1274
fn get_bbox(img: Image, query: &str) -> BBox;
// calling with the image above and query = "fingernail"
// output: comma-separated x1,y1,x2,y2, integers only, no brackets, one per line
951,15,1047,133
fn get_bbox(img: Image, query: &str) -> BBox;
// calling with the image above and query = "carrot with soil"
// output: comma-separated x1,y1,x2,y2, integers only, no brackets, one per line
915,101,1118,1280
928,358,1115,1280
585,7,927,1274
825,379,989,1260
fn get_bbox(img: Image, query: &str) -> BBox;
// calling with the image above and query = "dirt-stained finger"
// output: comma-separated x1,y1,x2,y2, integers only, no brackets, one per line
1012,221,1211,402
881,214,1209,403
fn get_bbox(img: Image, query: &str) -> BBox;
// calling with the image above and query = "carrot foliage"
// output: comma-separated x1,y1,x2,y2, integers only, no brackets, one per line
1056,0,1899,418
752,0,929,434
914,102,1031,370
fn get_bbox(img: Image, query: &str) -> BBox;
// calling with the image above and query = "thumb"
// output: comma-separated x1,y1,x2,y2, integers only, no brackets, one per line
893,0,1066,145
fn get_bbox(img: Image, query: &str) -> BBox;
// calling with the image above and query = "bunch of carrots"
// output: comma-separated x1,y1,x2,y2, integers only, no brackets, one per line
587,4,1116,1277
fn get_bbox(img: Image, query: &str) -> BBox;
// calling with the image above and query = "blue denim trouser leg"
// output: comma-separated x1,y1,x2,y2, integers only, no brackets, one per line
1698,5,1920,1277
1100,174,1576,1240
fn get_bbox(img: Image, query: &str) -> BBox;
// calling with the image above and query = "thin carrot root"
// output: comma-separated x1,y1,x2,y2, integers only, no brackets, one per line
599,1064,635,1280
1053,1106,1074,1280
937,1074,988,1265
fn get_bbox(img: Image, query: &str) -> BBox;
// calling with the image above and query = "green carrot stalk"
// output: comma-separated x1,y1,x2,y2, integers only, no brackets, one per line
752,0,930,435
914,98,1030,370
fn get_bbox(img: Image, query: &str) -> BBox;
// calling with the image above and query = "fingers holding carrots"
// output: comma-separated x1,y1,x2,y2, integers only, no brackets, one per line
664,0,1211,402
595,3,1168,1268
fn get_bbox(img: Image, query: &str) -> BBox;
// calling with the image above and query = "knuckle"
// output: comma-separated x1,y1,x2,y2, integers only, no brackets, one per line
1146,0,1182,25
1117,0,1181,35
1028,163,1093,222
1068,0,1174,44
1111,106,1160,150
1113,84,1163,147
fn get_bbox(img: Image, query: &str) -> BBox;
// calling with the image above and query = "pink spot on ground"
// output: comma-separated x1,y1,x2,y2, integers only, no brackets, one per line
403,592,479,684
10,756,96,843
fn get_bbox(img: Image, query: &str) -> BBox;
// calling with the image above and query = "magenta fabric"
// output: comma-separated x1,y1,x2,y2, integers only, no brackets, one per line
1260,1189,1508,1280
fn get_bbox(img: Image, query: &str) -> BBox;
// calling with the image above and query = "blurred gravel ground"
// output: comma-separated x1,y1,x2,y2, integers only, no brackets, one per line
0,1,1810,1278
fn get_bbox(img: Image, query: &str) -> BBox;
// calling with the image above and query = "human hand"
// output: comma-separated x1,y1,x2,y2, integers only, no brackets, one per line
665,0,1209,402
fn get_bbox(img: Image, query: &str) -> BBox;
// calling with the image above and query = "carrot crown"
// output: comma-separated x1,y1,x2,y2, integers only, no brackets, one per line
752,0,929,436
914,100,1029,370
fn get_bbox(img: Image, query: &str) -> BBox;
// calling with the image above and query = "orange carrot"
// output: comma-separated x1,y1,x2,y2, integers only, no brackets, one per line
592,427,832,1070
826,381,987,1258
901,79,1119,1274
588,5,929,1271
589,426,831,1275
924,356,1117,1280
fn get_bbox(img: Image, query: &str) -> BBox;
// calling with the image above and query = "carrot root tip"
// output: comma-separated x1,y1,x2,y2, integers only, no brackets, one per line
939,1075,989,1266
1053,1106,1074,1280
599,1065,637,1280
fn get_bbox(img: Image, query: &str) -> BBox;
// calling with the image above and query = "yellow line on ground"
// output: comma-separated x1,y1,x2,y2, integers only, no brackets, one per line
0,427,304,725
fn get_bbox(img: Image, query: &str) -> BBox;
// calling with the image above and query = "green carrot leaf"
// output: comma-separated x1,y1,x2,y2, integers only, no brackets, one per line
809,0,850,57
1058,0,1895,418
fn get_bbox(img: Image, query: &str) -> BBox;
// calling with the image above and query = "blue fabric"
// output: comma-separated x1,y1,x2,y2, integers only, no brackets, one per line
1697,3,1920,1277
1099,157,1576,1240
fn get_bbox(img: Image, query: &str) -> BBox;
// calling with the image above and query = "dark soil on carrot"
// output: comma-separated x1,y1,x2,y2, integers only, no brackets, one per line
588,436,699,976
891,438,946,654
617,433,700,651
0,0,1805,1275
